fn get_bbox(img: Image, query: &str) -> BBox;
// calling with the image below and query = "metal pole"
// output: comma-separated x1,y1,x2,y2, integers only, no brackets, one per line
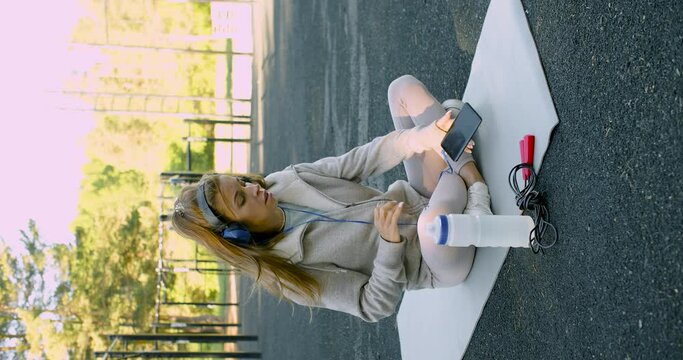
165,0,255,3
151,322,242,328
55,108,252,122
53,90,248,104
106,334,257,342
184,119,252,125
153,219,165,335
94,351,261,358
69,42,253,55
182,137,250,143
163,258,226,263
160,267,239,274
161,301,239,306
160,171,206,181
185,140,192,171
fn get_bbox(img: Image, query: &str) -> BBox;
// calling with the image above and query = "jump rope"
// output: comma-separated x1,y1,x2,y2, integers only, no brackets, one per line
508,163,558,254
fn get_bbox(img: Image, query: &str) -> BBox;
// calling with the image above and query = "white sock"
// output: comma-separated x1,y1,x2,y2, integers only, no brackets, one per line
464,182,493,216
439,149,475,175
452,152,474,175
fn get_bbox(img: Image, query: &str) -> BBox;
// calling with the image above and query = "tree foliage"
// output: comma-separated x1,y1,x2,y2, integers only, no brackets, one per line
0,165,161,358
1,1,229,357
0,221,71,359
69,161,158,344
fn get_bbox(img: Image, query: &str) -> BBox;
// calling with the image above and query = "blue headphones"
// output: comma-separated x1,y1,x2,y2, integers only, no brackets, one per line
196,182,257,246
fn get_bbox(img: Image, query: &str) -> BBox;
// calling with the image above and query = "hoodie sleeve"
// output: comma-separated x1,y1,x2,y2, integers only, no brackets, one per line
294,124,445,183
284,237,408,323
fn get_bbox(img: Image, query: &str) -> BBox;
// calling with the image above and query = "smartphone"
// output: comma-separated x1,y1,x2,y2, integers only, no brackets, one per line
440,102,482,162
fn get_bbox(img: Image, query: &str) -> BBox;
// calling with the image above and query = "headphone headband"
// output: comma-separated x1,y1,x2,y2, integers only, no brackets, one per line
196,182,224,229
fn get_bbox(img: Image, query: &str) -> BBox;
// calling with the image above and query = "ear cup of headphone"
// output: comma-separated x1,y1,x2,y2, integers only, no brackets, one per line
221,223,252,245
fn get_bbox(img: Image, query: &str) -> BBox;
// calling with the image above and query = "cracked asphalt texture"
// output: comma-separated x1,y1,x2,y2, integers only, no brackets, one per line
239,1,682,358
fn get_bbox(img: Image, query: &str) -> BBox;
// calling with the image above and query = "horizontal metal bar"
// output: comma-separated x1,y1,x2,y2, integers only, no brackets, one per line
184,118,251,125
57,108,252,122
152,322,242,328
105,334,257,342
162,258,224,263
162,301,239,306
70,42,254,56
94,351,261,358
168,0,255,3
159,267,240,273
159,171,205,180
160,171,260,178
182,137,251,143
52,90,249,104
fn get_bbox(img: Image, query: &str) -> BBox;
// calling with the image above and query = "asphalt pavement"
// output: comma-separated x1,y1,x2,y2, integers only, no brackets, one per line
240,1,682,358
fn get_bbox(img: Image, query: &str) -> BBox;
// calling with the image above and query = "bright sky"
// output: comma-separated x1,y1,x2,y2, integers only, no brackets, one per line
0,1,92,252
0,2,255,254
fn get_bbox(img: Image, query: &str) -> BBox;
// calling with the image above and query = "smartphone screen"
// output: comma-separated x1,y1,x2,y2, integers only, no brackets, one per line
440,103,482,161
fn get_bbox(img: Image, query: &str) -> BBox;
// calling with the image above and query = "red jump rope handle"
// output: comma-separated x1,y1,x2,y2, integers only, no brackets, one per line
520,135,535,180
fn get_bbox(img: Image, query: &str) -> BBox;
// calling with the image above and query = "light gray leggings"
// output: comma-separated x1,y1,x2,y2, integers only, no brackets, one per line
387,75,475,287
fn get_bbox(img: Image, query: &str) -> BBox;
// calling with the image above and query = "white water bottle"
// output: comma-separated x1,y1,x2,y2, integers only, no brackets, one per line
426,214,534,248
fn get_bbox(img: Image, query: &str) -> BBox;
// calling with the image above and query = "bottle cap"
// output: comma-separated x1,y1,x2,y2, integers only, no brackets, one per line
427,215,449,245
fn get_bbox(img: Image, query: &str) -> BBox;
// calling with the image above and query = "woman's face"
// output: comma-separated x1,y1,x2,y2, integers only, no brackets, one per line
212,175,282,233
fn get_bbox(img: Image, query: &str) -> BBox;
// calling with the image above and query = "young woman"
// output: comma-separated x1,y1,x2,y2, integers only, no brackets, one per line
172,75,492,322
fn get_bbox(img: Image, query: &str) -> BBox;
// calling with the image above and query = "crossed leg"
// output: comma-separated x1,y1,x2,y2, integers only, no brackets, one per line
387,75,476,287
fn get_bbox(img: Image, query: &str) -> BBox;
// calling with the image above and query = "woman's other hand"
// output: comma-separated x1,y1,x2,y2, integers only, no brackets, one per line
374,201,404,243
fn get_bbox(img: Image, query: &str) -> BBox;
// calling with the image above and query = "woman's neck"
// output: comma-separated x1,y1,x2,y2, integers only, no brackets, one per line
277,206,286,232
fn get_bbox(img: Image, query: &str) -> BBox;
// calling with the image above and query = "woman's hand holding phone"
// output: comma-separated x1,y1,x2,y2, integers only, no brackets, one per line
407,110,475,158
434,110,455,134
435,110,475,154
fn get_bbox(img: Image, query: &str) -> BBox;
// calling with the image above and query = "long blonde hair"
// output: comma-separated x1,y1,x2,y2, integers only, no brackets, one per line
171,173,320,303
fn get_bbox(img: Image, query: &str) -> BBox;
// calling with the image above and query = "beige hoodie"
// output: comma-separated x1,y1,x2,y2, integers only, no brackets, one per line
266,123,446,322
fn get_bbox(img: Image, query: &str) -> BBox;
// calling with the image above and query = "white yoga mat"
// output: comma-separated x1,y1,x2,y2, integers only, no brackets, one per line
397,0,559,359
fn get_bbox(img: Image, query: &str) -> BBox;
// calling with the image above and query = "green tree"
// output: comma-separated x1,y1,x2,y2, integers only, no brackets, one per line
21,1,228,356
66,160,159,354
0,221,72,359
166,121,215,172
0,240,23,357
0,164,163,358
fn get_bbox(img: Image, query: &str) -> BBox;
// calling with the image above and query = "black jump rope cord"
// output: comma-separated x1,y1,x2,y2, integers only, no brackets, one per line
508,163,558,254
